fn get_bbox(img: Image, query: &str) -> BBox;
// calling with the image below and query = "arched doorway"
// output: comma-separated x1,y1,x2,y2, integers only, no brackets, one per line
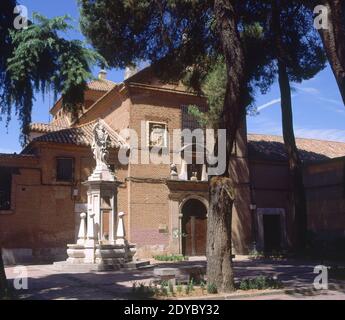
181,199,207,256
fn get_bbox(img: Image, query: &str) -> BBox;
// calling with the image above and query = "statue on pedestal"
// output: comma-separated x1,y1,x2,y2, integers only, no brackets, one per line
92,121,111,169
54,119,140,271
89,120,115,182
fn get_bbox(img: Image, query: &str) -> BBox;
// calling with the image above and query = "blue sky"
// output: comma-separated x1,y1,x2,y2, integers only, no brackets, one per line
1,0,344,153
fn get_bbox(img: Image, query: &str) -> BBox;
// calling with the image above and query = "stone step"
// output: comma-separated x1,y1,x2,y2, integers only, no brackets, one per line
123,260,152,270
53,259,151,272
53,261,122,272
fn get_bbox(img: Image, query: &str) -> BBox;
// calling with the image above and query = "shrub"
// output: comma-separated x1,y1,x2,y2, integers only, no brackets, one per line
184,284,189,295
200,281,206,294
153,254,187,262
168,281,174,295
189,279,195,291
176,283,183,294
160,286,168,296
131,281,155,299
238,276,283,291
207,283,218,294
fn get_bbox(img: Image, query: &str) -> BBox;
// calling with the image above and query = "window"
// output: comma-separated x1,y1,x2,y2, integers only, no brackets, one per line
0,169,12,211
56,158,74,182
146,121,168,148
187,164,203,181
181,105,207,131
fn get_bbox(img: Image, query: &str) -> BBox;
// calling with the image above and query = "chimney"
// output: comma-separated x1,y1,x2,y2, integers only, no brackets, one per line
124,66,138,80
98,69,107,80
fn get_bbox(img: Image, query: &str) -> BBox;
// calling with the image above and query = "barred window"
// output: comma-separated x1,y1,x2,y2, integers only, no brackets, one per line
0,169,12,211
181,105,207,131
56,158,74,182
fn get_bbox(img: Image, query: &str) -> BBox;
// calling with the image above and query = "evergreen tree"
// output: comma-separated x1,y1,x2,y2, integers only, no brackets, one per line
305,0,345,105
188,0,326,251
269,0,325,250
0,1,105,144
79,0,262,292
0,1,104,294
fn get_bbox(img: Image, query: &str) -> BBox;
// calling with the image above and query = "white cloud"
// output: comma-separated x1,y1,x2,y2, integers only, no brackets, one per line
317,97,343,106
294,127,345,142
295,86,320,95
249,116,345,142
257,98,281,112
256,94,299,112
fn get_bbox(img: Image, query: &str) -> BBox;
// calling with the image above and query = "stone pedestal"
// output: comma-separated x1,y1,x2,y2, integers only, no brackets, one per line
54,120,147,272
55,166,138,271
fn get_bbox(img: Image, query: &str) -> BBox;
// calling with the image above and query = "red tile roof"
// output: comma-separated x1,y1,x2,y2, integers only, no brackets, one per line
50,116,71,128
30,121,128,149
0,153,36,158
29,123,67,133
87,79,116,92
248,134,345,161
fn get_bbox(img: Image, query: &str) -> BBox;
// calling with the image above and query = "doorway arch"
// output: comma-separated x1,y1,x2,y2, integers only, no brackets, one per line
180,197,208,256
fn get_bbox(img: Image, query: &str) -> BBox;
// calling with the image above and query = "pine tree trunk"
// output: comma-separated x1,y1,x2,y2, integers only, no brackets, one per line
278,61,308,250
207,0,246,293
320,0,345,105
0,248,8,298
312,0,345,105
207,177,235,292
273,0,308,251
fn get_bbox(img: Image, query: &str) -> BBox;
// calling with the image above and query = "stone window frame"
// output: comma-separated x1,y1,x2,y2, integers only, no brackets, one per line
56,157,75,183
256,208,288,251
146,120,168,148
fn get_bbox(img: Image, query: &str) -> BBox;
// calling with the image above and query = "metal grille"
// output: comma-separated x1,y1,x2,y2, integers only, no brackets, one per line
0,171,11,210
181,105,207,131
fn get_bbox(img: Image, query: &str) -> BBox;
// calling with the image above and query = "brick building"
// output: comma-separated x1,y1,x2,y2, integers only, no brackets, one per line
1,67,345,263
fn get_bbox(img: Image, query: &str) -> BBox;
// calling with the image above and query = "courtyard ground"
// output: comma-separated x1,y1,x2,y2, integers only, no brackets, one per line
4,257,345,300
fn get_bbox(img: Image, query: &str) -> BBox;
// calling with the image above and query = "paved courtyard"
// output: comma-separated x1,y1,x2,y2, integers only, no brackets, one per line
4,258,345,300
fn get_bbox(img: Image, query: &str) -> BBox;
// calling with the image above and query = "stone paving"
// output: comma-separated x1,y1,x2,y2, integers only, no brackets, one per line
4,257,345,300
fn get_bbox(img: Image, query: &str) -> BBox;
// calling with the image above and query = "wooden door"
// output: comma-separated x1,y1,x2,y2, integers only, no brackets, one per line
263,215,282,253
182,199,207,256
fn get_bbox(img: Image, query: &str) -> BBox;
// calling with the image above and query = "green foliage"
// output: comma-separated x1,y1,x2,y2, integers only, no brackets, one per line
187,56,226,129
79,0,275,124
176,283,183,294
184,284,190,295
1,9,105,145
200,280,206,293
131,281,156,299
79,0,216,77
207,282,218,294
168,281,174,295
237,276,283,291
131,279,211,298
153,254,187,262
188,279,195,292
248,249,287,260
186,22,274,129
159,280,169,297
242,0,326,85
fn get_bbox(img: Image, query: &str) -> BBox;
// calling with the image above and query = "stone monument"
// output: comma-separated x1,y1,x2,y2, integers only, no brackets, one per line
54,120,139,271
